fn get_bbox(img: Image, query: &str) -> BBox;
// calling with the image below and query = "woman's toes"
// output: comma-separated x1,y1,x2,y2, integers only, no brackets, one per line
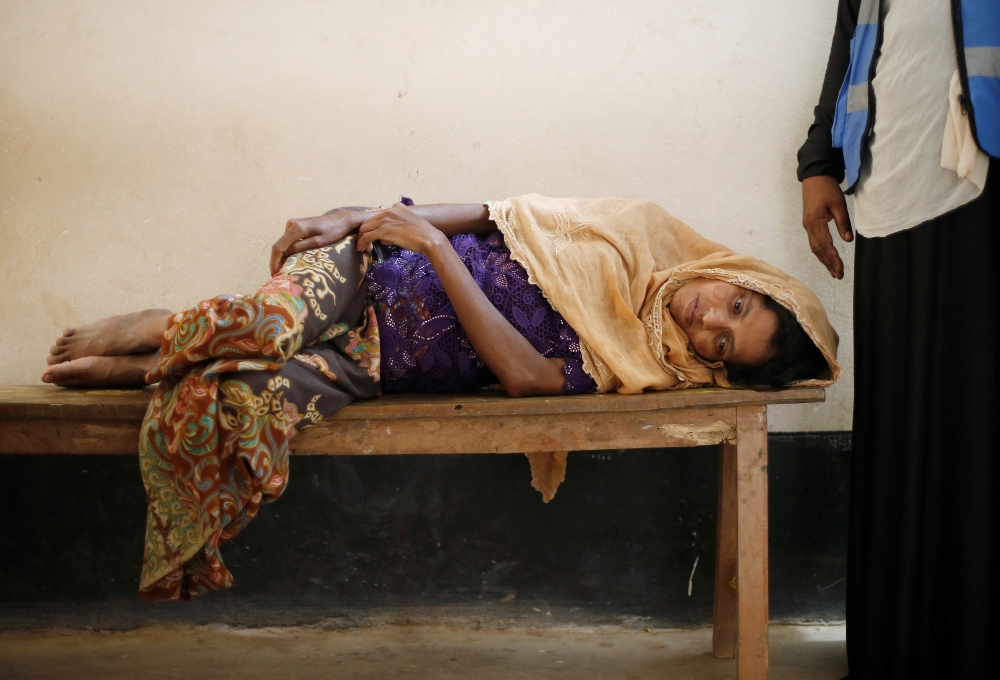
39,357,97,388
40,362,69,384
47,352,66,365
40,355,150,388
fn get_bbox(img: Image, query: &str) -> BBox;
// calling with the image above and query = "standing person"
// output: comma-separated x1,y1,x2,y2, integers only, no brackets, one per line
798,0,999,678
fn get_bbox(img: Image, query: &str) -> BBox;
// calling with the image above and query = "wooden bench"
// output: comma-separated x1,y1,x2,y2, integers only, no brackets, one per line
0,384,825,680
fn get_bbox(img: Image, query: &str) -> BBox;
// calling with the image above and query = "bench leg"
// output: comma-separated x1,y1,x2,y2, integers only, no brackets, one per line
713,440,738,658
736,404,769,679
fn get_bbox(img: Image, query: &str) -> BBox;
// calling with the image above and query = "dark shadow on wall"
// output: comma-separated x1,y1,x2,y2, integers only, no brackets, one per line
0,433,849,629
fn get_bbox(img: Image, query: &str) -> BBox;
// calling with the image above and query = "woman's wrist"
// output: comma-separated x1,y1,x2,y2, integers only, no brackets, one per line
344,209,368,232
421,230,452,262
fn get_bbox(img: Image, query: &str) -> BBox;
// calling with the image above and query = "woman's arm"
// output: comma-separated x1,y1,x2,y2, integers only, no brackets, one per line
407,203,495,237
356,204,567,398
270,203,493,274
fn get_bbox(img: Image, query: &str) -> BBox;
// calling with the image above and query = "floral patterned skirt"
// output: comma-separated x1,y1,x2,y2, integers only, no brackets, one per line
137,237,381,601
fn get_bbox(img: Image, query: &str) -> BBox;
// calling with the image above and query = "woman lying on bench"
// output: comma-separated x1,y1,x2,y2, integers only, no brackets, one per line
39,195,840,600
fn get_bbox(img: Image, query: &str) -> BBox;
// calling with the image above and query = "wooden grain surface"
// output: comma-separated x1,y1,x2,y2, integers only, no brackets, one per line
735,404,770,680
0,385,823,458
0,408,740,455
0,385,824,421
1,419,142,455
712,441,738,659
291,407,737,455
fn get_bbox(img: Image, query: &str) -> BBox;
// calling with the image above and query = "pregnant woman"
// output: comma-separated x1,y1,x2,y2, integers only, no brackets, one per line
40,195,839,600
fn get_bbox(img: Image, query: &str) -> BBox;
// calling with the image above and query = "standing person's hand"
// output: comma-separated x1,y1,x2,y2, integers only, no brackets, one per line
802,175,854,279
270,209,366,275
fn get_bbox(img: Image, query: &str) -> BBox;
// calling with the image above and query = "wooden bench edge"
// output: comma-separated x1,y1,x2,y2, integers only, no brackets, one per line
0,385,825,422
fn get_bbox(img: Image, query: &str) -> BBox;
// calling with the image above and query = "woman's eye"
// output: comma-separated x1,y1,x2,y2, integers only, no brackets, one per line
734,297,743,314
718,337,727,355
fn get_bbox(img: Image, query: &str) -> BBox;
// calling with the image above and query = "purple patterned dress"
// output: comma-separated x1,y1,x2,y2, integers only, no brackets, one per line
365,231,597,395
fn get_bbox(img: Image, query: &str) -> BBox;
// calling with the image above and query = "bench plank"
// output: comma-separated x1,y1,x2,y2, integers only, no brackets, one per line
292,407,738,455
0,385,824,456
0,408,744,456
0,385,824,420
1,419,142,455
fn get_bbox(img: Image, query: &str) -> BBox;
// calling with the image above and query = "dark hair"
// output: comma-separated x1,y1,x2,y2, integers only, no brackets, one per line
726,295,827,389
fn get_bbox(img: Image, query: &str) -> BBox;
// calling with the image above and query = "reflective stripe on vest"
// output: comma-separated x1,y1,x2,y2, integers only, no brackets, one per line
831,0,880,190
961,0,1000,157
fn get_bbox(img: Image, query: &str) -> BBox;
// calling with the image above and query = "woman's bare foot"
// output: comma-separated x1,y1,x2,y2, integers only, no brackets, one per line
47,309,173,365
40,352,160,388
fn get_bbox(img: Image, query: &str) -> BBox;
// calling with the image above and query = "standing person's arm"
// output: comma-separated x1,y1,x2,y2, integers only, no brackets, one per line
798,0,863,279
270,203,493,274
355,204,567,398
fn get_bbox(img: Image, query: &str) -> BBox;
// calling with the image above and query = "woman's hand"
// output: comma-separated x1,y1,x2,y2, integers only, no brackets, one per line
355,202,563,397
801,175,853,279
356,203,448,256
270,209,364,275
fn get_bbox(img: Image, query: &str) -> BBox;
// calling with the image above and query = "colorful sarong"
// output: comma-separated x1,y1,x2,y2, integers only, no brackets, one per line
138,237,380,601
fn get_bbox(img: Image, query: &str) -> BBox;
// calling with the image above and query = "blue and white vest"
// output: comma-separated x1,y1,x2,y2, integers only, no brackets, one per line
832,0,1000,191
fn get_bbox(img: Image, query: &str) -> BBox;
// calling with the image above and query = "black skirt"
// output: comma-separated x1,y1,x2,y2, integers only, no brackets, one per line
848,165,999,679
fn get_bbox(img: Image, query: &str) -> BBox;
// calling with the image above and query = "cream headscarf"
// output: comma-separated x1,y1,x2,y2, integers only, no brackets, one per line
487,194,840,395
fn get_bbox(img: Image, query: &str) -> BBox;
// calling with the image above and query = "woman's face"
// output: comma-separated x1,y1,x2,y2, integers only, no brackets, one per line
668,277,780,367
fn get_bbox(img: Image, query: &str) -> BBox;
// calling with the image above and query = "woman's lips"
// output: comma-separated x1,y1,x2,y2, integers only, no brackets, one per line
684,296,698,328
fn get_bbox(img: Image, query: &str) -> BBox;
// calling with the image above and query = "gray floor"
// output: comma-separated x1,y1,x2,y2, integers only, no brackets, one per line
1,623,847,679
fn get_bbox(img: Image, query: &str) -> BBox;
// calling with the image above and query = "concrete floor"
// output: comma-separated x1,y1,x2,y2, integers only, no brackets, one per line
1,623,846,679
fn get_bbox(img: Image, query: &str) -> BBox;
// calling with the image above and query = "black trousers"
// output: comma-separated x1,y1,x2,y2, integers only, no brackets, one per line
847,166,999,679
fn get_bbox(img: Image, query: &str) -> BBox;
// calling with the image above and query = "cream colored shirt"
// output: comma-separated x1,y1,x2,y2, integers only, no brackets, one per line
853,0,988,238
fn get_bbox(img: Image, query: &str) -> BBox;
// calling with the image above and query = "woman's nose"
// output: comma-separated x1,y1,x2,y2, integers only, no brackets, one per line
701,307,728,330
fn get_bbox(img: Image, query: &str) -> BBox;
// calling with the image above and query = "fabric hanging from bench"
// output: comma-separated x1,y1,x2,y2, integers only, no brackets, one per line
139,242,380,601
525,451,569,503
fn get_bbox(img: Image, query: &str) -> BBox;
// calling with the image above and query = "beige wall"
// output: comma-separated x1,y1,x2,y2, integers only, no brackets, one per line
0,0,853,431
